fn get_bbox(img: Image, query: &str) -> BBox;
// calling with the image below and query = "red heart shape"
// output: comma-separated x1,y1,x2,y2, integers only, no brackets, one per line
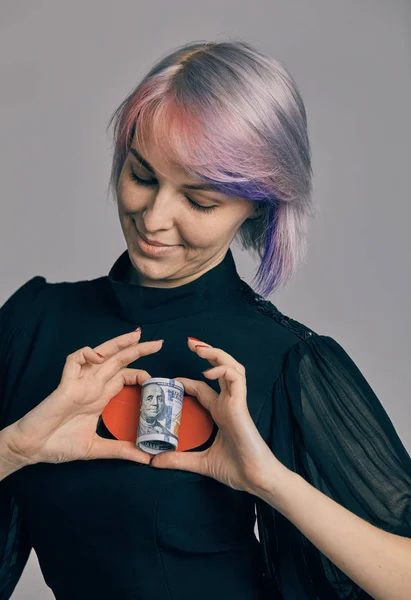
102,384,214,456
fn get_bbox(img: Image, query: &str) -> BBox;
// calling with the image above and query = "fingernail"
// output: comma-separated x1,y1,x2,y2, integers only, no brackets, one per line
135,327,142,332
195,344,209,349
96,352,104,358
188,337,211,346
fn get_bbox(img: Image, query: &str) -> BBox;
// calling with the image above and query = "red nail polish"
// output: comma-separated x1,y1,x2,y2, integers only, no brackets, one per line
195,344,209,349
188,337,202,342
96,352,104,358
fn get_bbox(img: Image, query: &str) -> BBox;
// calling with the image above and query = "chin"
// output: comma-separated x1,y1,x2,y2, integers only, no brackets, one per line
128,246,179,281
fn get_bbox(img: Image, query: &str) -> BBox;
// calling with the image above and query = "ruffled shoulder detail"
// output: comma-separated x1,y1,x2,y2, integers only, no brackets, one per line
256,333,411,599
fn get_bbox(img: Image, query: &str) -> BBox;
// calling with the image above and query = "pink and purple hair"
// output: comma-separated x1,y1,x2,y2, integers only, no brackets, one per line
106,39,315,298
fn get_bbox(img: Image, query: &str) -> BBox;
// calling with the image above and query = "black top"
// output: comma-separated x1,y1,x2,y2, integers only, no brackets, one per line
1,248,410,600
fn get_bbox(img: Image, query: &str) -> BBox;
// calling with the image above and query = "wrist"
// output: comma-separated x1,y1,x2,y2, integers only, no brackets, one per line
0,424,35,478
248,455,299,509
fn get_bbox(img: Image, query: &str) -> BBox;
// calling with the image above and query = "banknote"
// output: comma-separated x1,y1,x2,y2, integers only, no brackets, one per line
136,377,184,454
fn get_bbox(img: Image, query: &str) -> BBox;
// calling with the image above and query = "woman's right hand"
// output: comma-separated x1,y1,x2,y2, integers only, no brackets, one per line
3,328,162,468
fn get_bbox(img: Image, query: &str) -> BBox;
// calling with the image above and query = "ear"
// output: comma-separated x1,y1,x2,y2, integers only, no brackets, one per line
247,203,263,220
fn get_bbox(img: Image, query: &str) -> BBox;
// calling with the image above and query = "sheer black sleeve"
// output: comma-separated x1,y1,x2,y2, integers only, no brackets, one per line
0,276,47,599
255,334,411,600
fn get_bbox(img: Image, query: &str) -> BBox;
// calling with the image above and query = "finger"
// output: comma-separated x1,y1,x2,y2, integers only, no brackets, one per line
190,344,242,396
202,365,247,408
78,367,151,414
96,339,164,383
102,367,152,399
88,436,152,464
187,338,245,376
62,346,106,380
173,377,217,412
133,371,155,386
93,328,142,358
150,448,207,475
63,330,143,379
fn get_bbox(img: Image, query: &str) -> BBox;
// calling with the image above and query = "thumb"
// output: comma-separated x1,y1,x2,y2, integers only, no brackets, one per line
90,437,151,465
150,449,207,475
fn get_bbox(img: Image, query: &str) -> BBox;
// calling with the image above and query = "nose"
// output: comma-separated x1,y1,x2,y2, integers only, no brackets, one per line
141,188,176,232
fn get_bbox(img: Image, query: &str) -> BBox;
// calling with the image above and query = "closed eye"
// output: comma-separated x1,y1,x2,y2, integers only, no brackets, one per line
128,169,218,214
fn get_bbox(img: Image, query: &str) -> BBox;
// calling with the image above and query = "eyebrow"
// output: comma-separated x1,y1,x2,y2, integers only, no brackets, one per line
128,147,216,191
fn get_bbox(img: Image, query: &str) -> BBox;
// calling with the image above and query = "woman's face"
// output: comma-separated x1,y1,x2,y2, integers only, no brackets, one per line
116,137,259,287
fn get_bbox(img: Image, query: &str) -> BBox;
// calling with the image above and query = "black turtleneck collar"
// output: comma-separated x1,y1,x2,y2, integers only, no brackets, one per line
105,247,244,324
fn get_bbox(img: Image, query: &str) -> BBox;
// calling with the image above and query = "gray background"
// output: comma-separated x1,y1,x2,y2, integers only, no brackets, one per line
0,1,409,598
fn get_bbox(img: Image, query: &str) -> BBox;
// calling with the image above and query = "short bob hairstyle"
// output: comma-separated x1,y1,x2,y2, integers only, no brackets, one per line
106,39,315,298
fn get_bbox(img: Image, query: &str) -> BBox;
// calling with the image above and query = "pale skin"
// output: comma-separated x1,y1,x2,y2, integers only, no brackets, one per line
2,138,410,598
144,339,411,600
2,330,162,469
115,138,261,288
117,138,410,599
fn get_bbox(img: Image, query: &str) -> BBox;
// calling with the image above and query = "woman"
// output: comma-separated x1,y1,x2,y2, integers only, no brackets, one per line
0,39,410,600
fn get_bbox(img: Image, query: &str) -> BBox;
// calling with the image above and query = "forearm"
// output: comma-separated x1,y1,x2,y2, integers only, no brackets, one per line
0,425,29,482
252,459,411,600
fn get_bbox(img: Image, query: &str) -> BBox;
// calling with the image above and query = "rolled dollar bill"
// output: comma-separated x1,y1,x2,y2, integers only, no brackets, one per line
136,377,185,454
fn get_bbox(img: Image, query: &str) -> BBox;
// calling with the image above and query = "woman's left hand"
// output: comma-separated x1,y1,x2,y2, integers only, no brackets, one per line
142,337,285,494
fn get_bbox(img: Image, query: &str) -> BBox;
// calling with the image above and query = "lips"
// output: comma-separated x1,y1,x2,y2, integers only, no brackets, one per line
134,223,178,247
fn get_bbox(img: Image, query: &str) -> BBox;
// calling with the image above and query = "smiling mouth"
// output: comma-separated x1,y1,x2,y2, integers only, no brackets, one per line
133,222,180,247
